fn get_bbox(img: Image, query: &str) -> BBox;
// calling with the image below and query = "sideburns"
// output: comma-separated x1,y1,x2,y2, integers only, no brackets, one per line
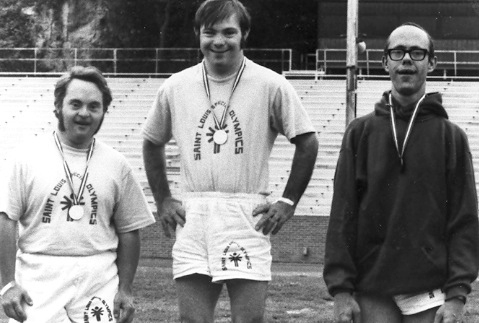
54,108,66,132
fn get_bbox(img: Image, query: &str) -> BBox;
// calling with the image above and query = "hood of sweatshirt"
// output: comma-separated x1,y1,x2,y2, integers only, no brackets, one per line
374,91,448,121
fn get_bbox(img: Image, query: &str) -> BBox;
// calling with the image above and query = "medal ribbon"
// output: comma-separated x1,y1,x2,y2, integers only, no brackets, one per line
53,131,95,206
201,57,246,130
388,92,426,169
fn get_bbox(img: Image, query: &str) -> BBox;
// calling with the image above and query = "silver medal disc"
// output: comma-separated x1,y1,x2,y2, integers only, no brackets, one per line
213,130,228,145
69,205,84,220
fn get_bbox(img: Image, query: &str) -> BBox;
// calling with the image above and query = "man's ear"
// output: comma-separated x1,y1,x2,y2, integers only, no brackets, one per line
53,104,61,118
382,55,389,73
240,30,250,48
193,28,201,46
428,56,437,73
243,29,250,41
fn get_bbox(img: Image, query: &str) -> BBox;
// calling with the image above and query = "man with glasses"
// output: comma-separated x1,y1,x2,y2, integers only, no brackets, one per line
324,22,479,323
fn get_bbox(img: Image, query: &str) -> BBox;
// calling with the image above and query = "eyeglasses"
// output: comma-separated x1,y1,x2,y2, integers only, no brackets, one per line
386,48,429,61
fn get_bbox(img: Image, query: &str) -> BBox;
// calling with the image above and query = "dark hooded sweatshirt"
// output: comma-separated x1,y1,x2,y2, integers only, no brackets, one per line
324,91,479,299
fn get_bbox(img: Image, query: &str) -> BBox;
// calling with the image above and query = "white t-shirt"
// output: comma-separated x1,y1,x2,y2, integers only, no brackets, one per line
0,135,155,256
142,58,315,195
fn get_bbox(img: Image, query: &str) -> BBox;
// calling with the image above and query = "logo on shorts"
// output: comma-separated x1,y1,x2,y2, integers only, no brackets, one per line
221,241,252,271
83,296,114,322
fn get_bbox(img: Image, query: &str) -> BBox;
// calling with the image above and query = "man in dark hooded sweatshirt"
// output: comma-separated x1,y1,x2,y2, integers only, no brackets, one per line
324,22,479,323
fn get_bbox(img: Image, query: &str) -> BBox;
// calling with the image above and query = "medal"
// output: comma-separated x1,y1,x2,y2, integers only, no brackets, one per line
202,58,246,145
213,129,228,145
53,132,95,221
69,205,84,220
388,92,426,172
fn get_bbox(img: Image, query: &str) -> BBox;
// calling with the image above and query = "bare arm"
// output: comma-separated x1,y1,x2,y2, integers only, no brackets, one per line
0,212,32,321
254,132,319,234
143,139,185,238
114,230,140,323
282,132,319,204
0,212,16,287
143,139,172,205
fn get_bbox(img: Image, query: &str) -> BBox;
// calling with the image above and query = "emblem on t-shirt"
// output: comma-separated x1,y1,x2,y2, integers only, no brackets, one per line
61,193,86,221
83,296,114,322
206,125,229,154
41,175,98,225
221,241,252,271
194,108,245,159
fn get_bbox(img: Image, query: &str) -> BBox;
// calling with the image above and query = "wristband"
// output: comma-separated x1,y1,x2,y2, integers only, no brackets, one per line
275,197,295,206
0,281,16,297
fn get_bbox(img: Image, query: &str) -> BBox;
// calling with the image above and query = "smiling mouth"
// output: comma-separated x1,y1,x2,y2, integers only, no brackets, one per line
75,122,91,127
210,49,228,54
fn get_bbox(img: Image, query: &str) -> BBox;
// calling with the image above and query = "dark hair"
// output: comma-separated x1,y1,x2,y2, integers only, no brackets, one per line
54,66,112,112
383,22,435,61
194,0,251,36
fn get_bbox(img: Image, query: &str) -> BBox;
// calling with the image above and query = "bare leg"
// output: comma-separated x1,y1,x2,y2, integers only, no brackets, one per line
175,274,223,323
356,292,402,323
403,306,440,323
226,279,268,323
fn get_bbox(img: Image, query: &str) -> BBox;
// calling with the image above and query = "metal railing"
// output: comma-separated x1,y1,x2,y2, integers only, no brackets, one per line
0,47,292,76
1,47,478,78
315,48,479,77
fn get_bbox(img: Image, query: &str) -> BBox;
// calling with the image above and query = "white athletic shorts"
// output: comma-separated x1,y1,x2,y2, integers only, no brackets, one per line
11,252,118,323
393,289,445,315
172,192,272,282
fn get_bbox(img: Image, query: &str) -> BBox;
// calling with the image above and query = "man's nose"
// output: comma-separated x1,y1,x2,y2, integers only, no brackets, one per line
77,106,90,117
213,34,226,46
402,52,413,62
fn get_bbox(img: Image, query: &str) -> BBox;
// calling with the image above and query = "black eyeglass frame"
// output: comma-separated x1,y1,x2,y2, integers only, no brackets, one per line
385,48,429,61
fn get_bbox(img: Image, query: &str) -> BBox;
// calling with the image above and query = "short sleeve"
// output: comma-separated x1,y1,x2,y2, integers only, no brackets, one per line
113,167,155,233
269,78,316,142
0,152,25,221
142,84,173,145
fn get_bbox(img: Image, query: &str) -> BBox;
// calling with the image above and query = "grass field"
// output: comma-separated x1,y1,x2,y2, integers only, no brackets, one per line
1,259,479,322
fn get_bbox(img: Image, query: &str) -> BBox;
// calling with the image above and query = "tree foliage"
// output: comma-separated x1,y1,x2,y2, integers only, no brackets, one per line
103,0,201,48
0,0,318,54
244,0,317,52
0,0,35,47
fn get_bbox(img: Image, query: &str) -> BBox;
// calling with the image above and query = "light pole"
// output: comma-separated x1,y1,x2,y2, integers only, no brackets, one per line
345,0,359,126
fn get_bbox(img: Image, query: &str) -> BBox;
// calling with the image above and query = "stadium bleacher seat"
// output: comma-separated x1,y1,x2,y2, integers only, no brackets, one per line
1,77,478,216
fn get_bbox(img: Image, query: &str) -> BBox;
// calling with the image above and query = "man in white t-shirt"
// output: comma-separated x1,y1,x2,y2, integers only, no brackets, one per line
142,0,318,321
0,66,155,323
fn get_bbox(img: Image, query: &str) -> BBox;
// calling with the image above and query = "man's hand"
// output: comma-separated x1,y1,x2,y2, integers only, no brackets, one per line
113,289,135,323
434,298,464,323
333,292,361,323
252,200,295,235
157,197,185,238
1,283,33,322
